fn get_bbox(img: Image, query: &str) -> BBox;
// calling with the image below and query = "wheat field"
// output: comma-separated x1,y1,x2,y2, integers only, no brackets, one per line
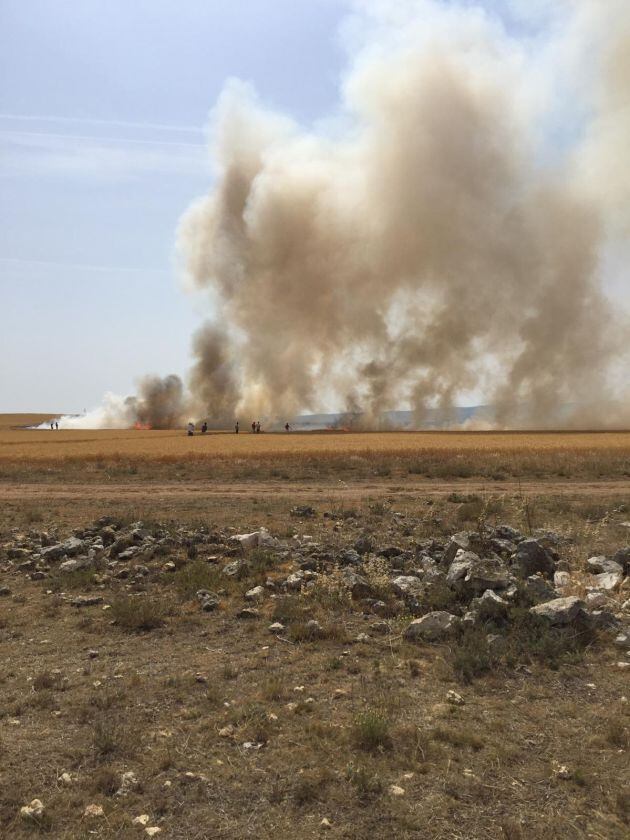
1,415,629,481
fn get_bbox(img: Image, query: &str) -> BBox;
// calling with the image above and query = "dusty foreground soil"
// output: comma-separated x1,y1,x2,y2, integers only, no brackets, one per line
1,478,629,502
1,476,629,840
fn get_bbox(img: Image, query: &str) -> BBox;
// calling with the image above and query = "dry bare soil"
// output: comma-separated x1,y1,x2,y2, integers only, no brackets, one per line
1,416,629,839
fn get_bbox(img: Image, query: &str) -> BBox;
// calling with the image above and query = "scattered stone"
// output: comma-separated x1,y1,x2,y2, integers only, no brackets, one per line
553,571,571,588
354,535,374,555
342,569,372,599
523,574,558,604
145,828,161,838
320,817,333,830
611,547,630,575
58,772,73,786
446,690,465,706
284,571,305,591
552,761,572,780
237,607,259,619
268,622,285,633
70,595,104,608
587,556,623,575
446,551,476,584
305,619,323,637
291,505,316,518
585,591,608,608
530,596,585,625
20,799,44,821
392,575,423,596
244,585,265,601
592,571,623,591
470,589,508,619
513,539,556,578
614,632,630,650
116,771,139,796
84,804,104,818
219,725,235,738
133,815,151,826
389,785,405,796
233,528,279,551
404,611,460,642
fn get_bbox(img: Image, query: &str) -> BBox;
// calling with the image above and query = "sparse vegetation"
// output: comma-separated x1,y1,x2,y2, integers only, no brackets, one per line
111,594,170,631
352,709,392,752
1,423,629,839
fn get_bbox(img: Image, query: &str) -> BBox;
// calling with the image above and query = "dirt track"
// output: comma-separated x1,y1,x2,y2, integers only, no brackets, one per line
1,478,628,501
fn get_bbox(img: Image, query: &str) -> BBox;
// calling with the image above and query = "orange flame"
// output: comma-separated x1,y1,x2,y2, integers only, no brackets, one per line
133,421,152,430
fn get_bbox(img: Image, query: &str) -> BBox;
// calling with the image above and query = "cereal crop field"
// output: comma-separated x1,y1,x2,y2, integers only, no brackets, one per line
1,416,629,484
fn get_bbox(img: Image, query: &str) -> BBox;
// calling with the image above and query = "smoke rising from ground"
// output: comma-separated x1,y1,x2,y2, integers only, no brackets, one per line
72,0,630,429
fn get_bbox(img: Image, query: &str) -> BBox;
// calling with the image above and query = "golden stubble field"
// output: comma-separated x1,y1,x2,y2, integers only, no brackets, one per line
1,415,629,484
1,417,629,459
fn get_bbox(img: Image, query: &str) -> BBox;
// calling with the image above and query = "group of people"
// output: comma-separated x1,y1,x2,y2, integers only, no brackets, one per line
187,421,208,436
186,419,292,436
49,421,59,430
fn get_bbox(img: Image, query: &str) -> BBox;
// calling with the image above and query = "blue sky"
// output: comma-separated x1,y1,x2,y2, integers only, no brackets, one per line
0,0,348,411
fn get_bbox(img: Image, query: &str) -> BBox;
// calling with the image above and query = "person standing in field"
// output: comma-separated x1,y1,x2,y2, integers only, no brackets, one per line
55,421,58,430
187,422,195,437
256,421,261,434
285,422,290,432
201,421,208,434
50,422,54,430
235,420,239,434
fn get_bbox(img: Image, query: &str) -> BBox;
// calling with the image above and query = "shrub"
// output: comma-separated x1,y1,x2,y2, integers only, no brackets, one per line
452,628,496,684
362,557,392,600
261,675,285,702
502,608,596,669
307,568,352,611
291,767,332,806
346,764,383,800
272,596,307,625
111,595,169,631
173,561,221,600
49,567,98,592
605,720,629,749
33,670,64,692
352,709,391,752
431,724,484,751
92,766,119,796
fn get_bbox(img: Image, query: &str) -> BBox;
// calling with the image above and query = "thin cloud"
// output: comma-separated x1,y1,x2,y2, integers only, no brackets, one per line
0,113,203,135
0,128,204,149
0,128,209,180
0,257,170,274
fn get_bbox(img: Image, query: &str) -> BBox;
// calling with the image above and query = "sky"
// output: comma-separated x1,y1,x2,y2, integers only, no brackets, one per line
0,0,348,412
0,0,627,414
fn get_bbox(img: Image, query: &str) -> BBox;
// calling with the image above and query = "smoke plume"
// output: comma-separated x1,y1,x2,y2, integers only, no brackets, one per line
72,0,630,429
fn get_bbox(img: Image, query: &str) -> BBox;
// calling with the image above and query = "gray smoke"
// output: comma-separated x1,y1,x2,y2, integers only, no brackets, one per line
72,1,629,430
125,374,185,429
173,0,629,429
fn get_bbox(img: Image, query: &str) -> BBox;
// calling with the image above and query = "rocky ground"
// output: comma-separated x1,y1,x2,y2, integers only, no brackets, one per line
1,496,629,839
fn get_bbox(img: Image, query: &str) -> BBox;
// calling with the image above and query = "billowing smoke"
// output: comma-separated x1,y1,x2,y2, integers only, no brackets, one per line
70,0,630,429
44,374,186,430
